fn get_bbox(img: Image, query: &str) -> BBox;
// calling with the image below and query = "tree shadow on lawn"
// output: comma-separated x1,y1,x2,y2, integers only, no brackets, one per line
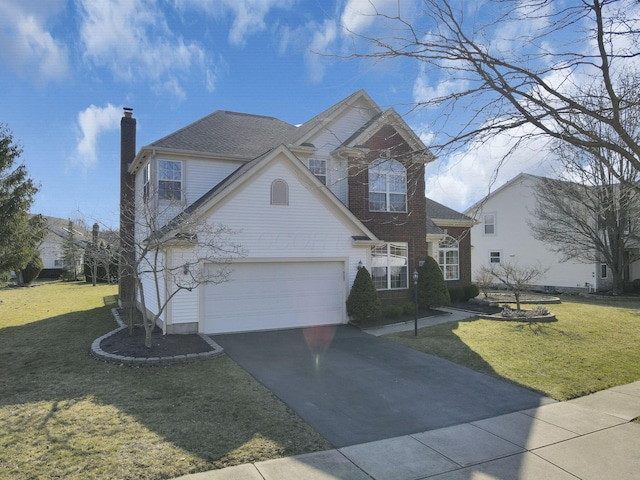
0,307,329,477
388,318,552,398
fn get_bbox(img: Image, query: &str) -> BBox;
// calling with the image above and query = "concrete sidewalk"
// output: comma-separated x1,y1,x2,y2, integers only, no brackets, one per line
173,381,640,480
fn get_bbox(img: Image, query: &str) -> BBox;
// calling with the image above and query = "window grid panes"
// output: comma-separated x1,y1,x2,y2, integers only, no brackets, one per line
438,236,459,280
371,243,408,290
143,162,151,202
369,159,407,213
158,160,182,200
309,158,327,185
484,213,496,235
489,251,501,263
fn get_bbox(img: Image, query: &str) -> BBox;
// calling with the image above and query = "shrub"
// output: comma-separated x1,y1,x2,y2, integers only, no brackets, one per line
464,284,480,300
20,254,43,284
448,286,464,302
530,305,550,316
383,304,403,318
402,301,415,316
346,266,381,324
417,257,450,309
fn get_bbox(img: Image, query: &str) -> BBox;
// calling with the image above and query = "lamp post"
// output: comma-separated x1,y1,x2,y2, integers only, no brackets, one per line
413,269,419,336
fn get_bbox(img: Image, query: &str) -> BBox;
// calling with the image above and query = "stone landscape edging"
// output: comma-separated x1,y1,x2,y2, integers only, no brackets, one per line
476,312,557,322
90,308,224,366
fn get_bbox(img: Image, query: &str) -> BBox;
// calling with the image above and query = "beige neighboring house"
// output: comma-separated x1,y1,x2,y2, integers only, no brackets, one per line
38,216,89,278
465,173,640,293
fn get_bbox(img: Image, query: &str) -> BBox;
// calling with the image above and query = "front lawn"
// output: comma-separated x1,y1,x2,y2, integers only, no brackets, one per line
0,281,330,480
384,296,640,401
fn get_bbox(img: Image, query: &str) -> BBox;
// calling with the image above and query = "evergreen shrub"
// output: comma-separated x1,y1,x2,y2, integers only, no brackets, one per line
20,254,43,284
346,266,381,324
418,257,450,308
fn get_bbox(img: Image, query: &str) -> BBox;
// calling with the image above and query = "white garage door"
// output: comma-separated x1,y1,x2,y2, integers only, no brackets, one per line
203,261,345,334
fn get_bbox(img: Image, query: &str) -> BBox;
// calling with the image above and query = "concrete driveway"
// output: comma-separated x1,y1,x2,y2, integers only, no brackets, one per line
213,325,553,448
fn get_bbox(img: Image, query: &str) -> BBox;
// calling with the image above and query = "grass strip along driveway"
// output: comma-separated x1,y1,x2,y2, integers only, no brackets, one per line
384,296,640,401
0,282,330,480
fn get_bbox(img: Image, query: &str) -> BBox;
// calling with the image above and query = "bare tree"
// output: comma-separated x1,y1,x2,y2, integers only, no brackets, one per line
474,267,495,299
529,146,640,295
345,0,640,188
479,261,548,310
122,187,244,348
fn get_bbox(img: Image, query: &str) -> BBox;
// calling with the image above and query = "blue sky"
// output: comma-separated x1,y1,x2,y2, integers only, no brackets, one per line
0,0,577,228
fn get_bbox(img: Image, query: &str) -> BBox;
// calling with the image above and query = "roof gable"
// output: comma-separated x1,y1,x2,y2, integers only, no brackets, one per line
157,144,379,242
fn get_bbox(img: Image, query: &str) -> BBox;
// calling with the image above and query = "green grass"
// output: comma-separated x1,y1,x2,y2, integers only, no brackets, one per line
384,296,640,401
0,281,330,480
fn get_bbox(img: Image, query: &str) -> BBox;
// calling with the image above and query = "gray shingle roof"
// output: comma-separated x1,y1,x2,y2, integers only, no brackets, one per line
150,111,298,158
426,198,473,222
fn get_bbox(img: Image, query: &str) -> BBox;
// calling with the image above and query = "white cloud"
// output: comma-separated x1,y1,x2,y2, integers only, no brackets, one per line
424,125,557,213
0,0,69,83
78,0,214,97
72,104,122,170
177,0,295,47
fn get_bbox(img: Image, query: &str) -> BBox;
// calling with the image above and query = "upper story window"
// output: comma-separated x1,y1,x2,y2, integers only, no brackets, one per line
271,179,289,205
309,158,327,185
483,213,496,235
142,162,151,202
438,235,459,281
489,251,501,264
158,160,182,200
369,159,407,213
371,242,408,290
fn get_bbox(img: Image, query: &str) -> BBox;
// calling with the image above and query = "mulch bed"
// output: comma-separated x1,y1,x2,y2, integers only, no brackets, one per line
100,326,213,358
450,302,503,315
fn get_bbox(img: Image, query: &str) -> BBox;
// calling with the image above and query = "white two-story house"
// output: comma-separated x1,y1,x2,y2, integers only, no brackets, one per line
119,90,434,334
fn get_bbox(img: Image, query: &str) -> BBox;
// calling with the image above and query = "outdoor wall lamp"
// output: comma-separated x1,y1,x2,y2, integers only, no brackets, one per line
358,260,363,269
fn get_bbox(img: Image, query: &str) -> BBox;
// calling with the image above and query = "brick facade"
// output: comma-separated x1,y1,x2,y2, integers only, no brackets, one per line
347,125,427,305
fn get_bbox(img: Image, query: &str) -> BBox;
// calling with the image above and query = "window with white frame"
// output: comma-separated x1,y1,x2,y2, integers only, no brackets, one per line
489,251,501,263
483,213,496,235
308,158,327,185
54,259,64,267
158,160,182,200
438,235,459,280
371,243,408,290
142,162,151,202
368,159,407,213
601,263,608,278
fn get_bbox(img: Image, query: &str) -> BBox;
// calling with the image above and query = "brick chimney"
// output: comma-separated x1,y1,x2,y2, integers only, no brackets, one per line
119,108,136,309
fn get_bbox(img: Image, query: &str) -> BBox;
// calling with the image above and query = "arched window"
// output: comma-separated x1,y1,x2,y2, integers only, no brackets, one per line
271,179,289,205
438,235,459,280
368,159,407,212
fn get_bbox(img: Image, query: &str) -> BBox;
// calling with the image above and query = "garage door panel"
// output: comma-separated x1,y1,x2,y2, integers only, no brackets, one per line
204,261,345,334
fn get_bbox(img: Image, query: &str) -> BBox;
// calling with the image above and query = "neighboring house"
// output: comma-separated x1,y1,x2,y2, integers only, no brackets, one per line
120,90,434,334
38,216,89,278
464,173,640,292
426,198,476,288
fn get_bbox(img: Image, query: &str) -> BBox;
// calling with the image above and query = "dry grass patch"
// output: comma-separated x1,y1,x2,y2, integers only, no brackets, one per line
0,281,330,480
384,296,640,401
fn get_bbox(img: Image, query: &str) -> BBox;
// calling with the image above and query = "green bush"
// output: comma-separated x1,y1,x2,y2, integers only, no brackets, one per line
383,304,403,318
448,286,464,302
20,254,43,284
346,266,381,324
464,284,480,300
418,257,450,309
402,301,415,316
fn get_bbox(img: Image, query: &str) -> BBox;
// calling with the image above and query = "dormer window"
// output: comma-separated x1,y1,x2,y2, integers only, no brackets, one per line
158,160,182,200
368,159,407,213
271,179,289,205
308,158,327,185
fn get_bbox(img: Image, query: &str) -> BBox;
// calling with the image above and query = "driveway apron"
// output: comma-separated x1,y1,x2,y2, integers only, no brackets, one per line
213,325,552,448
